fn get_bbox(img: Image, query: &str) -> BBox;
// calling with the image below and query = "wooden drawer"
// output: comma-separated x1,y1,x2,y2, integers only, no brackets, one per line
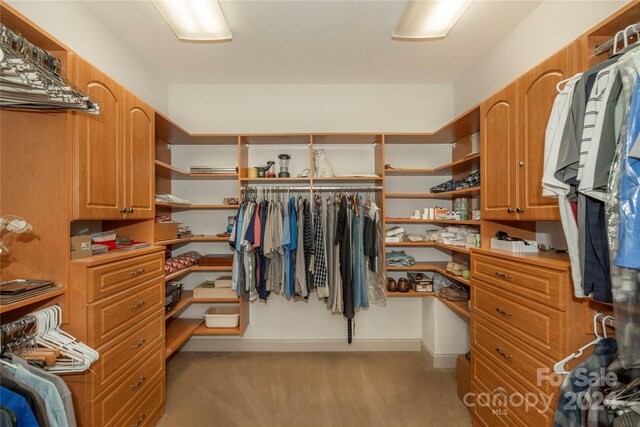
88,252,164,302
112,373,165,427
472,282,563,360
88,278,163,347
91,341,164,427
471,253,565,310
472,350,552,427
89,310,164,397
471,316,555,396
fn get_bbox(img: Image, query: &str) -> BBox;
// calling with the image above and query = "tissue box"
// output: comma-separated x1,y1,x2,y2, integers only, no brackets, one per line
490,238,538,253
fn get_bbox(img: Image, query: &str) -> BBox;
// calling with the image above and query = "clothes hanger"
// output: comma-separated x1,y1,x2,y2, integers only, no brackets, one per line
553,313,605,375
556,73,583,93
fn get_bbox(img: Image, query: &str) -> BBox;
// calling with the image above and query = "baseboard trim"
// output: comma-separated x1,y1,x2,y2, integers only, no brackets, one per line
182,338,422,352
420,340,458,369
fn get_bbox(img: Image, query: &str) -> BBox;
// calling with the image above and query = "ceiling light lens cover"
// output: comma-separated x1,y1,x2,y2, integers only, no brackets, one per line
393,0,471,41
152,0,232,42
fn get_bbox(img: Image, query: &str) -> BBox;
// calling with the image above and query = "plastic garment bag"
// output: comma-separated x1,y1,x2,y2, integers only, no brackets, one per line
605,46,640,368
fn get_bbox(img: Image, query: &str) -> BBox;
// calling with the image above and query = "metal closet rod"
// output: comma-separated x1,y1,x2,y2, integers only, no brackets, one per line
242,185,383,191
594,21,640,55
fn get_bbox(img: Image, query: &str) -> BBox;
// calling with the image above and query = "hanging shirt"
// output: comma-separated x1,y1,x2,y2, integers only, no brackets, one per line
542,74,585,297
13,364,68,427
0,387,38,427
313,200,329,297
230,204,244,292
336,196,354,319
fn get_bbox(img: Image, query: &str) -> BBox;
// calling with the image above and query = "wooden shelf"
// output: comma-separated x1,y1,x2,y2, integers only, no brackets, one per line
165,265,233,282
436,295,470,319
384,106,480,144
155,112,238,145
0,286,66,315
385,187,481,199
155,160,238,180
155,202,239,210
385,218,480,226
165,318,203,359
155,235,229,246
165,290,194,319
192,324,243,336
385,241,472,254
385,153,480,175
385,261,471,286
387,290,436,298
312,176,382,182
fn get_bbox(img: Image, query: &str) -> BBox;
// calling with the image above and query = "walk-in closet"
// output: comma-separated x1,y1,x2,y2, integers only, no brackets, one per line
1,1,640,426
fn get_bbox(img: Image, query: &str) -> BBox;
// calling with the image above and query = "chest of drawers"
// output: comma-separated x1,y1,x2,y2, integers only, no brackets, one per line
64,247,166,427
470,249,589,427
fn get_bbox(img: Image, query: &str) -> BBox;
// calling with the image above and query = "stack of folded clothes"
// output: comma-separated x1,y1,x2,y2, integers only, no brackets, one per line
430,171,480,193
423,226,480,247
386,250,415,267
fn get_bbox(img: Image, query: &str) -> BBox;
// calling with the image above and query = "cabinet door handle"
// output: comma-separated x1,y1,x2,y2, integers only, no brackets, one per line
130,376,146,389
131,339,146,350
495,271,512,279
507,208,514,213
496,347,513,360
495,307,513,317
128,208,135,213
130,268,146,276
130,300,145,310
516,207,525,213
131,413,146,427
119,208,126,213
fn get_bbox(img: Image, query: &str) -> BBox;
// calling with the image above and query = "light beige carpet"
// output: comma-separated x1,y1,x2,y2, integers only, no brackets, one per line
158,351,472,427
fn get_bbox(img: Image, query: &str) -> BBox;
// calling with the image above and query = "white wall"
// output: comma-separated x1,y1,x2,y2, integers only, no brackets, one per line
6,0,169,113
168,83,454,134
453,0,631,115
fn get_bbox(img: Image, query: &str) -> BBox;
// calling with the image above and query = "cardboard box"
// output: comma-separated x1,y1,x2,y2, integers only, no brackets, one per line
70,235,92,260
155,223,179,242
456,354,471,405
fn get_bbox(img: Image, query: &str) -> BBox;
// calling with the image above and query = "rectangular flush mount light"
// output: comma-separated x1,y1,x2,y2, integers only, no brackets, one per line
152,0,232,42
393,0,471,41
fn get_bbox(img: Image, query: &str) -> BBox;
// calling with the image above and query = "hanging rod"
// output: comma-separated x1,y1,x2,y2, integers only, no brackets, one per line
594,21,640,55
242,185,383,191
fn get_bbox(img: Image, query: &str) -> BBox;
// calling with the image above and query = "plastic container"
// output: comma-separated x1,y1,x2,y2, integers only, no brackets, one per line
203,306,239,328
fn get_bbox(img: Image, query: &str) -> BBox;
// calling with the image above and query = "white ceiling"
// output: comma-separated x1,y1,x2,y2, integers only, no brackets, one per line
85,0,542,85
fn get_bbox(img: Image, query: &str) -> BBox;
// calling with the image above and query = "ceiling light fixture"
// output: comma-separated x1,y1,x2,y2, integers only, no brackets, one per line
392,0,472,41
152,0,232,42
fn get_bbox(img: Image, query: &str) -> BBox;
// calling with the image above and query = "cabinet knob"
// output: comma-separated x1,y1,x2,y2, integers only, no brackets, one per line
519,161,524,167
495,271,512,279
495,307,513,317
495,347,513,360
119,208,126,213
130,376,146,389
507,208,515,213
129,208,135,213
131,414,146,427
131,339,146,350
516,207,525,213
130,300,145,310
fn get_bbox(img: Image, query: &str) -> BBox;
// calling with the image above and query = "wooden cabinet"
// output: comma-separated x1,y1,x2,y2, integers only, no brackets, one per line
470,248,588,427
65,248,166,427
74,57,154,220
481,43,578,221
481,83,517,221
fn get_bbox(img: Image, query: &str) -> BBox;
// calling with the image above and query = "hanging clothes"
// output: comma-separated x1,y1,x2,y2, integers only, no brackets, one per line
336,195,354,319
313,198,329,298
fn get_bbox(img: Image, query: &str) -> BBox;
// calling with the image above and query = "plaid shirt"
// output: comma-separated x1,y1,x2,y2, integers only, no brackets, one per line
313,201,328,291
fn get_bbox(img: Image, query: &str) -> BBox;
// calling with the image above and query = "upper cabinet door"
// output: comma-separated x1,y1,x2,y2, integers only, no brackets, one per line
124,93,155,219
74,57,125,219
481,83,518,221
515,43,578,221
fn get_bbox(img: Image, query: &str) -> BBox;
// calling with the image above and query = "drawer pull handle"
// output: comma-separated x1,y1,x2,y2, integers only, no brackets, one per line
495,307,513,317
130,300,146,310
131,339,146,350
495,271,512,279
131,413,146,427
495,347,513,360
130,376,146,389
131,268,146,276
